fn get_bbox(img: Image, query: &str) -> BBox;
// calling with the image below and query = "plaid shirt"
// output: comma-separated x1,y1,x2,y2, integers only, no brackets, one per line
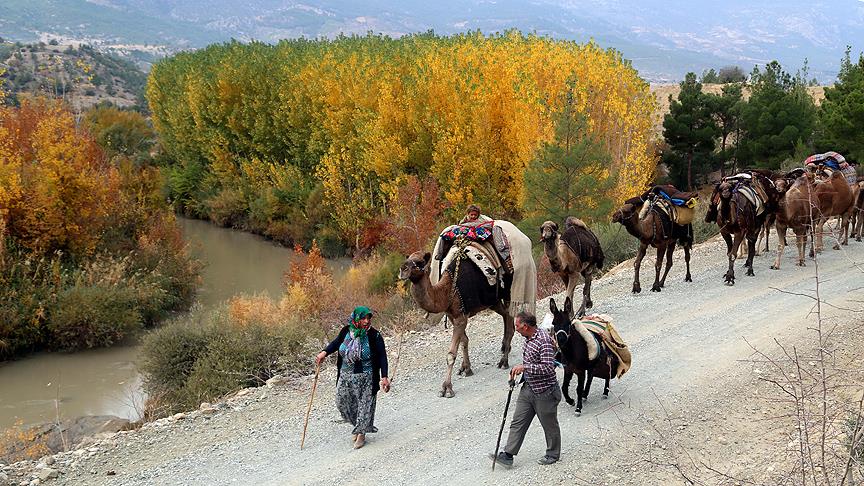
522,328,557,394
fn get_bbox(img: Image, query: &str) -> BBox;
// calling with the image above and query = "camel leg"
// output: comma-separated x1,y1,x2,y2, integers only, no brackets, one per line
744,232,757,276
566,275,581,316
441,316,466,398
658,243,675,288
771,223,787,270
582,271,593,311
562,368,575,406
632,243,647,293
796,230,808,266
457,331,473,377
497,312,515,369
856,208,864,242
723,232,740,285
575,369,586,415
650,245,664,292
683,243,692,282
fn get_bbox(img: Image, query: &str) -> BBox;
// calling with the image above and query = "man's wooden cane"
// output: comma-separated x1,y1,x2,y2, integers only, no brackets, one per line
300,361,321,450
492,378,516,470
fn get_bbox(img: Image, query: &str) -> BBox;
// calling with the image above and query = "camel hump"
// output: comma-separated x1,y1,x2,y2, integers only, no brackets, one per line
564,216,587,230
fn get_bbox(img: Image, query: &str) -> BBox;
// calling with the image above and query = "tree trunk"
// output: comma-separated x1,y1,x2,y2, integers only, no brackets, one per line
687,151,693,191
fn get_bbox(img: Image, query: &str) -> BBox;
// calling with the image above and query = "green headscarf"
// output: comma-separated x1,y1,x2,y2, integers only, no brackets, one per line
349,306,373,338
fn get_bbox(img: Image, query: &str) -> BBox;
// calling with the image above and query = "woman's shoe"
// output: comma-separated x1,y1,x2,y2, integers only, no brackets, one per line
353,434,366,449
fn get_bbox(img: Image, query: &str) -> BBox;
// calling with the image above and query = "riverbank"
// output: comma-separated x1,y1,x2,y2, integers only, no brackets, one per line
4,234,862,485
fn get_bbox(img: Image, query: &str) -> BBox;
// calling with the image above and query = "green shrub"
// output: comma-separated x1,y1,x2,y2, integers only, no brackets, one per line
139,306,314,414
47,284,142,350
594,221,639,271
368,252,403,294
204,187,248,228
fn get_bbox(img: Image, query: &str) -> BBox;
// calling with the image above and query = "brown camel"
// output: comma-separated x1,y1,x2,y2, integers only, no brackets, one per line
771,171,855,269
811,170,856,252
707,171,780,284
852,180,864,241
540,217,604,317
398,221,535,398
612,192,693,293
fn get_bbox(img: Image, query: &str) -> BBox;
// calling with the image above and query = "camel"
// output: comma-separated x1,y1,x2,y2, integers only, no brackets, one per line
539,217,604,317
771,171,855,269
545,297,618,415
612,191,693,293
852,180,864,241
398,221,536,398
707,179,764,285
811,170,856,252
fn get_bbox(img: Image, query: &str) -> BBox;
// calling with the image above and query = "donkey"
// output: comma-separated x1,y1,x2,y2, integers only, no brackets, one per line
545,297,618,415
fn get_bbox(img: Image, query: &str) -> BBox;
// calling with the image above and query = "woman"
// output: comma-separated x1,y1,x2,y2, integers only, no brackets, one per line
315,306,390,449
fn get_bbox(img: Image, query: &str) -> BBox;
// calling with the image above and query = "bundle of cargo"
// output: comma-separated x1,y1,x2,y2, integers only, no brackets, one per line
804,151,857,184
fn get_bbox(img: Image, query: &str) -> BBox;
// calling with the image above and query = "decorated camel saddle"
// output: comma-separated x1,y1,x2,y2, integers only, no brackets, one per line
720,173,767,216
431,219,536,316
434,219,513,274
639,185,699,225
578,314,632,379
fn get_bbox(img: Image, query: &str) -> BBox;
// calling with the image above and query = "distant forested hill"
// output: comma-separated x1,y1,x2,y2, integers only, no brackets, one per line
0,41,147,111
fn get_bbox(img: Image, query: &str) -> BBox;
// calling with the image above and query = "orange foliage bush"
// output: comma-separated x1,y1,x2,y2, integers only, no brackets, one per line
0,419,50,463
1,98,117,258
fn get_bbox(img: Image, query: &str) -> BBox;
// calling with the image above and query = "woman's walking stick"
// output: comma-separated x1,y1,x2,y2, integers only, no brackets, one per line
492,378,516,470
300,361,321,450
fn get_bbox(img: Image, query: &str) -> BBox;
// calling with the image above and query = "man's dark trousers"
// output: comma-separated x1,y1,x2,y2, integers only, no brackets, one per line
504,382,562,459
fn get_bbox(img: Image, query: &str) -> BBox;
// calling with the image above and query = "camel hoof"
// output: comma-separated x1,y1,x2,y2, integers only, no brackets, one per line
650,285,661,292
463,368,474,377
746,269,755,276
797,261,806,267
575,409,582,416
632,286,641,294
833,244,840,250
769,265,779,270
565,398,575,406
585,300,593,309
497,358,509,369
602,393,609,399
685,275,692,282
440,387,455,398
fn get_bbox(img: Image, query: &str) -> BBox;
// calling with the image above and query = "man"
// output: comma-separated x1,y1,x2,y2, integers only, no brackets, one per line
492,311,561,467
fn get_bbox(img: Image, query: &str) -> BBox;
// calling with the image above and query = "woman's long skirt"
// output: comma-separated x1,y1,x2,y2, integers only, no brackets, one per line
336,372,375,435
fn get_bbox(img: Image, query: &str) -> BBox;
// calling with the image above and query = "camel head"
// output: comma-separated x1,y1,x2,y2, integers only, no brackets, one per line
612,203,637,224
718,180,734,200
539,221,559,242
399,251,431,282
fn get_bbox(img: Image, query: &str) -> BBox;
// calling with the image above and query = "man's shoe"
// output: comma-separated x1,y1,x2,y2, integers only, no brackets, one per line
488,451,513,467
537,456,558,465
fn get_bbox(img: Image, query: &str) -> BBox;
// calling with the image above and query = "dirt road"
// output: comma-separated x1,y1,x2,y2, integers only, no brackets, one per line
26,234,864,485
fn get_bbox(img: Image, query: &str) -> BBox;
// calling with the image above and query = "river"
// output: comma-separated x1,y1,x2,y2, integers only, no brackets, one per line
0,218,350,431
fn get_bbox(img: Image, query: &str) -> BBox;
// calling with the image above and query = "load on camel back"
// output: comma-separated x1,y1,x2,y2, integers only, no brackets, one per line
398,217,536,398
805,151,858,185
639,185,699,226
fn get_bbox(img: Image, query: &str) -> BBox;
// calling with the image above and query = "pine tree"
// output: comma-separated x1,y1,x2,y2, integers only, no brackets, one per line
523,82,615,228
738,61,817,169
818,48,864,162
662,73,717,190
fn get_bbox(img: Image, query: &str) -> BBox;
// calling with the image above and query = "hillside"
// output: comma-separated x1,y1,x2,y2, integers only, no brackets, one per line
648,83,826,138
1,0,861,82
0,41,146,111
